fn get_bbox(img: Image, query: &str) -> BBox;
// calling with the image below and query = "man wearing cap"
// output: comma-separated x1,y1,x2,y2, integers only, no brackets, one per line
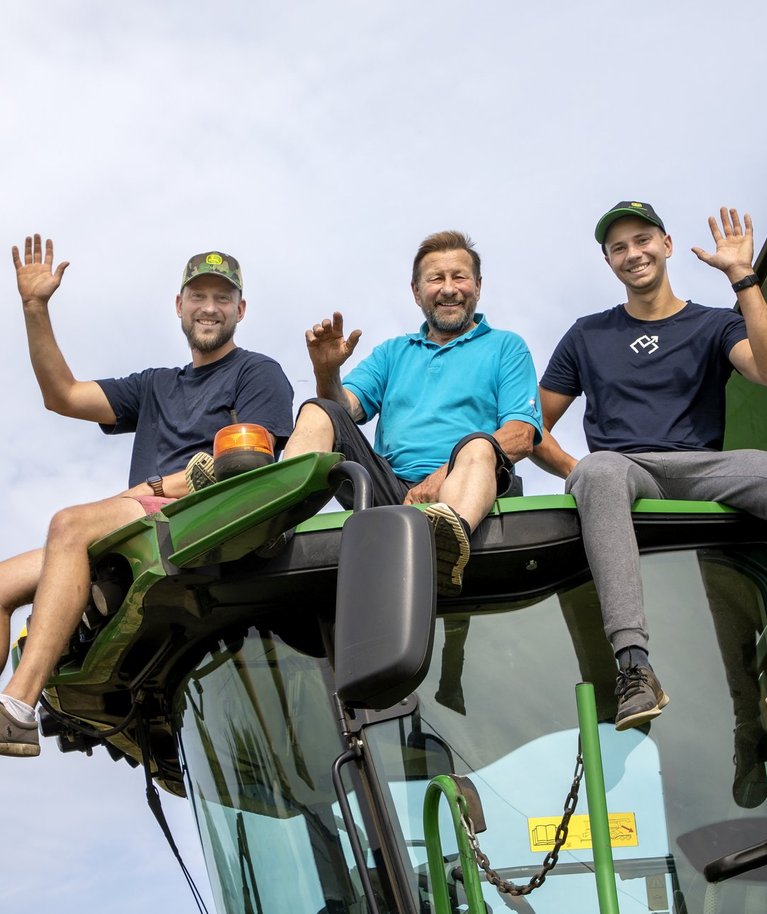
0,236,293,757
281,230,543,596
535,203,767,730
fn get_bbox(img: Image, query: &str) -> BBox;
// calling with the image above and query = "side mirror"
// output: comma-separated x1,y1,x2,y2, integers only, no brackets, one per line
334,506,436,709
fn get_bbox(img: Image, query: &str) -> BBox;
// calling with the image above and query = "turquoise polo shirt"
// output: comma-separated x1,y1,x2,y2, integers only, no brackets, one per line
343,314,542,481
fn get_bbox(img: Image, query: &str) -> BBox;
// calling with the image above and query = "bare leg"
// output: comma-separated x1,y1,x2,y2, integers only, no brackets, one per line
0,549,45,672
3,495,145,707
437,437,498,530
282,403,335,459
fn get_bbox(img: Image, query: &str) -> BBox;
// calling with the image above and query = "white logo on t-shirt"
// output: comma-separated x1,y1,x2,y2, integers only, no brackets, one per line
630,334,659,354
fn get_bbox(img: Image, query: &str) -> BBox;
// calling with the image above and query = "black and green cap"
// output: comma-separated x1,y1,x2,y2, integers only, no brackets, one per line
594,201,666,245
180,251,243,291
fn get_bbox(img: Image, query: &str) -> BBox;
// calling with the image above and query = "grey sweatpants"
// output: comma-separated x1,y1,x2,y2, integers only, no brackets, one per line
566,449,767,654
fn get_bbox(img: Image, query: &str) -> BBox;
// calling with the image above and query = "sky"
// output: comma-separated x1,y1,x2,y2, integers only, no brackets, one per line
1,1,766,911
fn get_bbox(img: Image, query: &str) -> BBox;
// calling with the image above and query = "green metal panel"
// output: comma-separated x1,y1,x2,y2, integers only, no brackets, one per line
164,451,344,567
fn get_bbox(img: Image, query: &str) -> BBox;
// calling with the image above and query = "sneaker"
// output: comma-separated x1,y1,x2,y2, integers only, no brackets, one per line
614,666,670,731
0,704,40,757
732,722,767,808
185,452,216,493
423,503,471,597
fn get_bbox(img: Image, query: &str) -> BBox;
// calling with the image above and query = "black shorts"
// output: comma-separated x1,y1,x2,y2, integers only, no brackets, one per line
297,398,518,510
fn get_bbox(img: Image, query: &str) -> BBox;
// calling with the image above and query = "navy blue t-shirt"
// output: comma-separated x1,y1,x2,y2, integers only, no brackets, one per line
540,302,747,453
97,347,294,486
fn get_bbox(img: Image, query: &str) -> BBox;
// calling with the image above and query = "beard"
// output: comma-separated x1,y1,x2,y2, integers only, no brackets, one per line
182,316,237,353
425,305,474,335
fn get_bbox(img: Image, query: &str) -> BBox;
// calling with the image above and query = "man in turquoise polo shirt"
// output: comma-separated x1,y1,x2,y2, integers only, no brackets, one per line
282,230,542,595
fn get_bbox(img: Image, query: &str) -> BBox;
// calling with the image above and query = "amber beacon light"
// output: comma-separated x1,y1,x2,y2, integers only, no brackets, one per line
213,423,275,481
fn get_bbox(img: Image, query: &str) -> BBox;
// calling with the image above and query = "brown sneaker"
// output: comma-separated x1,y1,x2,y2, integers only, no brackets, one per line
423,503,470,597
614,666,670,731
0,704,40,757
185,452,216,493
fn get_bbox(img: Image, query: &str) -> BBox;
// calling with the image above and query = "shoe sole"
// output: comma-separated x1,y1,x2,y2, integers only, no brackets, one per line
615,691,670,731
424,504,470,597
185,453,216,493
0,740,40,757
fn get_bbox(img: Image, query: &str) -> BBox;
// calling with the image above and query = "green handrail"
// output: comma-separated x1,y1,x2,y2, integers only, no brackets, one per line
423,683,621,914
423,775,486,914
576,681,621,914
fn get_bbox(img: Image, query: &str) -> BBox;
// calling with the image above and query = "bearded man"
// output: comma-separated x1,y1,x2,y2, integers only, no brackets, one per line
0,238,293,756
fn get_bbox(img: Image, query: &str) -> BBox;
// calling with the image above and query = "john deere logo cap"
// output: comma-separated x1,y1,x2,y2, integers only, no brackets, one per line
180,251,243,291
594,201,666,244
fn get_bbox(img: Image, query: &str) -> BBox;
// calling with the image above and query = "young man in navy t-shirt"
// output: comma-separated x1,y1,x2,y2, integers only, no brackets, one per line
536,201,767,731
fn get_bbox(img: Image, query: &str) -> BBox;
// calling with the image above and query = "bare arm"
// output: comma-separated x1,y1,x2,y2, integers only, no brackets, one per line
12,235,116,423
529,387,579,478
691,208,767,385
120,468,189,500
404,420,535,505
306,311,365,421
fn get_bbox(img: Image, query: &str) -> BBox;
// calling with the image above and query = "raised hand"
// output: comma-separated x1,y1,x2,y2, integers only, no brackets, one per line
11,235,69,308
691,208,755,281
305,311,362,374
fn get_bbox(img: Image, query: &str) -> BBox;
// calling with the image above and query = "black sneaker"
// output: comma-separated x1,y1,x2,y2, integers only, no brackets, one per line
614,666,670,731
732,722,767,808
0,704,40,757
423,503,471,597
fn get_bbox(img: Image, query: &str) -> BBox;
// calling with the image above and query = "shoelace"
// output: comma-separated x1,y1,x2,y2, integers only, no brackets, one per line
614,666,648,698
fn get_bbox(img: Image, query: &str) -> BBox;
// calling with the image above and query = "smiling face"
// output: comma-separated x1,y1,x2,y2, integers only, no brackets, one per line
411,248,481,341
603,216,673,294
176,274,246,361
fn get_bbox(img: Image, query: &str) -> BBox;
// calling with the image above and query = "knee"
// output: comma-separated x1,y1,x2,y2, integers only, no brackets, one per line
295,401,335,431
567,451,631,495
452,436,497,469
46,505,93,549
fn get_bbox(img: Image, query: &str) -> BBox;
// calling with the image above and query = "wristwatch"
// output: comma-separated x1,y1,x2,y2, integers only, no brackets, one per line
146,475,165,497
731,273,761,293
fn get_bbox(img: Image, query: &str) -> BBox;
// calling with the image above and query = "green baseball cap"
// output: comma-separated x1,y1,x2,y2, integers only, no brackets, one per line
595,201,666,244
180,251,243,291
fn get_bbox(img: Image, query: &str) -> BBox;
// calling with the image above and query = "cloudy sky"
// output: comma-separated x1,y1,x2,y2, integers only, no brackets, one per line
1,1,766,911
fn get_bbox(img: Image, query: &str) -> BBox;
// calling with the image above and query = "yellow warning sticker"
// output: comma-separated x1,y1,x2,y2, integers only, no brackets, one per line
528,813,638,851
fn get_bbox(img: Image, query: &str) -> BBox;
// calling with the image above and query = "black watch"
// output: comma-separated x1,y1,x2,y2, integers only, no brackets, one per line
731,273,761,293
146,475,165,497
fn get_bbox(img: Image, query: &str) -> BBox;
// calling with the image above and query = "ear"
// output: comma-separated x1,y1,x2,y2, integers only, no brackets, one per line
237,297,247,322
411,280,422,307
475,275,482,301
663,233,673,259
175,293,183,318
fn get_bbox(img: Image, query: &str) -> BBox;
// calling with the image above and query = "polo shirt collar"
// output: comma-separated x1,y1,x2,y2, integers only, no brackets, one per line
408,313,490,345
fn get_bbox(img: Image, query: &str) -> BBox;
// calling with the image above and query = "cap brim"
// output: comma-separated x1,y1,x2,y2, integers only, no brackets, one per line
595,209,663,244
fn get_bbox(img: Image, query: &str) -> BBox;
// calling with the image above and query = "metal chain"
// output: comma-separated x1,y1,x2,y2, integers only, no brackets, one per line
458,737,584,897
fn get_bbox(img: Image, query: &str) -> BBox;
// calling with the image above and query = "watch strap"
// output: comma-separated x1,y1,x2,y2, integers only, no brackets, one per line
731,273,760,293
146,475,165,497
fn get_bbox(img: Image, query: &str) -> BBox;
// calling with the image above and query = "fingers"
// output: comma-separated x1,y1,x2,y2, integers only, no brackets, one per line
15,234,54,266
714,207,751,237
305,312,361,350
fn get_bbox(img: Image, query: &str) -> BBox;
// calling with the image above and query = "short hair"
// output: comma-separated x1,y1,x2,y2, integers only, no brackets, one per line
411,231,481,284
